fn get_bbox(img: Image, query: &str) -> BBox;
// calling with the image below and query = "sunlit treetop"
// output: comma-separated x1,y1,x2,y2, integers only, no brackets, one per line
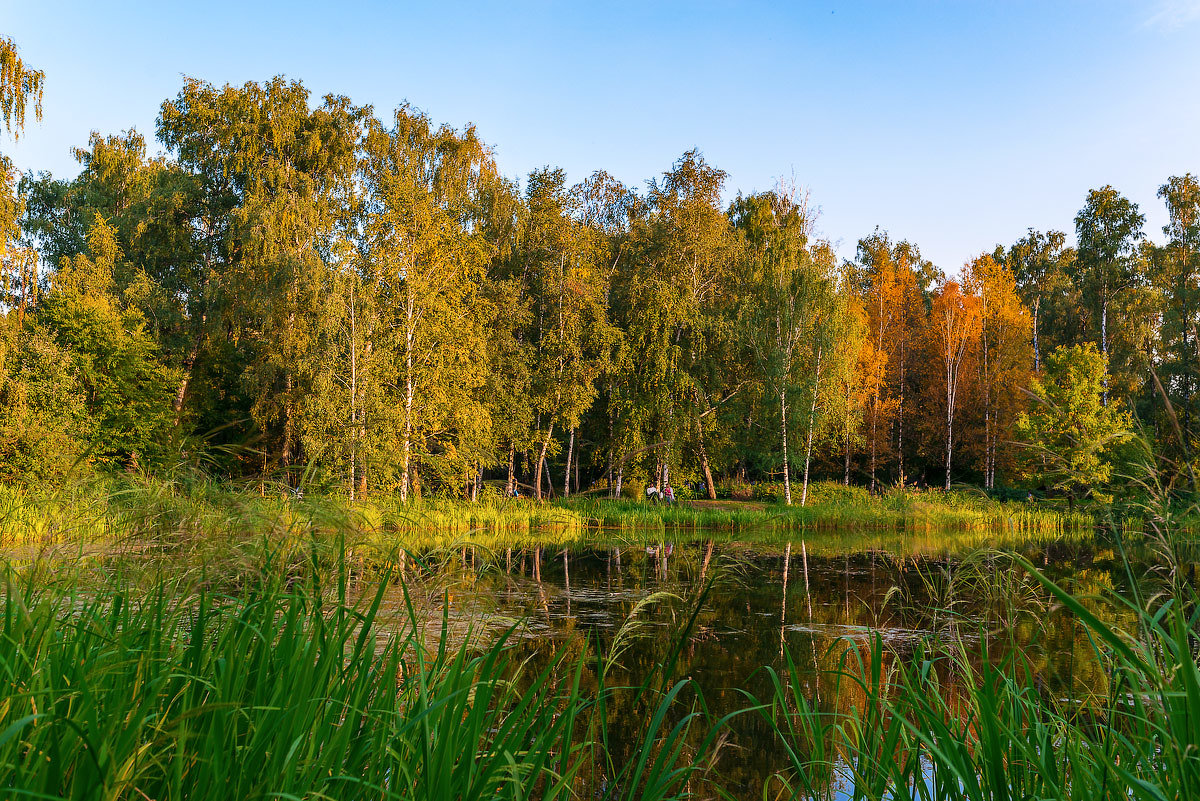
0,35,44,140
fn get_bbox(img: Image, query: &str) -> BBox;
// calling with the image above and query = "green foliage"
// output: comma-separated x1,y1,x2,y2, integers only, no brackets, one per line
36,217,179,468
1016,343,1132,497
0,323,91,481
4,50,1198,504
0,35,43,140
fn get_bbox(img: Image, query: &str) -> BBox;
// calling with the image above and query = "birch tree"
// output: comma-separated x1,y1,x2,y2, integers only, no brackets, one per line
930,279,981,490
519,168,616,500
360,107,495,500
732,189,835,505
964,253,1031,489
1073,187,1145,407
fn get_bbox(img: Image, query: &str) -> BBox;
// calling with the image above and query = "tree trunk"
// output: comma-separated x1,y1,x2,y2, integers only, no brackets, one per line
869,397,878,494
281,370,295,468
349,290,358,501
605,406,614,493
563,428,575,498
506,445,516,496
1032,297,1040,373
614,460,624,499
1101,295,1109,407
535,425,554,501
801,347,823,506
172,331,201,424
896,353,905,487
695,406,717,500
945,414,954,491
781,386,792,505
400,321,414,503
844,430,851,486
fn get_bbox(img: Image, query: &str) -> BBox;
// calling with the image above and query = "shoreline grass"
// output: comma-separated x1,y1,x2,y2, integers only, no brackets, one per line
0,477,1094,556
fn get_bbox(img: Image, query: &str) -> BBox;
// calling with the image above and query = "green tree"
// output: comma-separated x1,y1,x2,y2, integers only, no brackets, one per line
0,324,91,483
1154,174,1200,446
1016,343,1131,501
2,35,44,332
1072,187,1146,406
731,188,839,505
360,107,496,499
622,150,734,492
997,228,1079,372
0,36,43,141
21,130,214,425
158,77,366,472
518,168,617,499
37,217,180,468
573,170,637,498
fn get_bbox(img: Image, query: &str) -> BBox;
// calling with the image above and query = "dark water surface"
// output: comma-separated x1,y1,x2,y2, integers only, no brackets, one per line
386,529,1133,798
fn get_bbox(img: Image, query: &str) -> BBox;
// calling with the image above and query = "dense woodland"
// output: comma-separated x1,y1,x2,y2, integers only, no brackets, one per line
1,37,1195,503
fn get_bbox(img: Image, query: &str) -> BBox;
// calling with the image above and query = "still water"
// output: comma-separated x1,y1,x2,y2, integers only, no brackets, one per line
392,528,1130,798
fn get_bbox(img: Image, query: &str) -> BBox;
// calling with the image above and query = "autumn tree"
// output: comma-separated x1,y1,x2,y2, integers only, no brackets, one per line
929,279,981,489
854,230,935,490
964,254,1032,488
828,270,877,485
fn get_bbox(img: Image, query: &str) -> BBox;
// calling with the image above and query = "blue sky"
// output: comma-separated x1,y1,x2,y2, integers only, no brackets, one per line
3,1,1199,271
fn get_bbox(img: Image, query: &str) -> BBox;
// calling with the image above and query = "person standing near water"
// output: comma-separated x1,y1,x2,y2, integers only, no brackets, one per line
662,484,675,504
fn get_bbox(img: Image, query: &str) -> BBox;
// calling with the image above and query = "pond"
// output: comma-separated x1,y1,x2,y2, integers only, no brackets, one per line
386,528,1134,798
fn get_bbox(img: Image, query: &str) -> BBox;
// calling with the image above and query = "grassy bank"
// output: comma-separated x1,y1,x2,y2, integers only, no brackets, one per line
0,477,1090,557
560,481,1089,533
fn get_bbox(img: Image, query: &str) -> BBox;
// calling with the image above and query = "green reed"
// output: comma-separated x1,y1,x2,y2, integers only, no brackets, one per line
0,547,733,801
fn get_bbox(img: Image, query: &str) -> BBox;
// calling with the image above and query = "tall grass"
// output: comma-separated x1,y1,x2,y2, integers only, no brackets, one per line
1,467,1195,799
756,562,1199,800
754,478,1200,800
0,550,734,801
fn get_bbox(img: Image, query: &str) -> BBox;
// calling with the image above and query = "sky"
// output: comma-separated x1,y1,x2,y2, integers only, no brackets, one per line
3,0,1200,271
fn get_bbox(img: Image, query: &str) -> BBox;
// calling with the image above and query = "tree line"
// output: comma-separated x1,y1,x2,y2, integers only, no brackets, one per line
1,38,1195,502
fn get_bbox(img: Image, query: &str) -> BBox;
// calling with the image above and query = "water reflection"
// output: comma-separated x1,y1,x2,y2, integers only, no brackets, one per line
384,530,1140,799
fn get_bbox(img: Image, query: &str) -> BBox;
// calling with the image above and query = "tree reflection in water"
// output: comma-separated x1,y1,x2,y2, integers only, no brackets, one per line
380,528,1140,799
